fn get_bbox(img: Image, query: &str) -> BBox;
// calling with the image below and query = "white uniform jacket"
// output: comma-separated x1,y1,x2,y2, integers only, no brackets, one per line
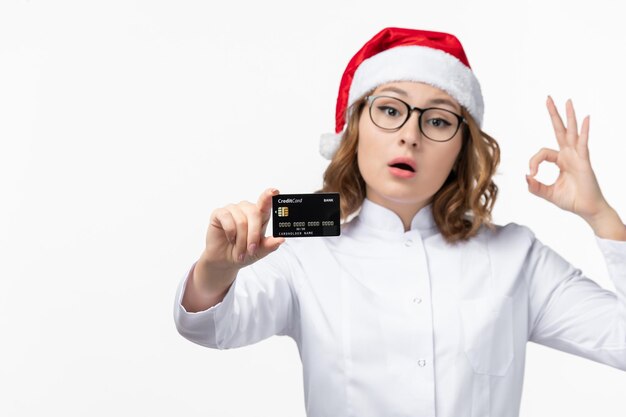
173,199,626,417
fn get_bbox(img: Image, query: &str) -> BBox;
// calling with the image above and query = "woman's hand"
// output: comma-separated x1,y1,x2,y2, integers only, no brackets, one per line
182,188,286,312
201,188,285,271
527,96,626,240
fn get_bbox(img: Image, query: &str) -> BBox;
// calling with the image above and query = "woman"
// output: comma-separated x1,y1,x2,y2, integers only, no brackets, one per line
174,27,626,417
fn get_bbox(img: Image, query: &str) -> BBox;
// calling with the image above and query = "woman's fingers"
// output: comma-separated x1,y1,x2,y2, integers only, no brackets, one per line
546,95,566,146
257,188,279,229
238,201,263,257
211,208,237,245
205,188,283,268
526,148,558,200
525,173,553,201
565,99,578,146
577,115,590,157
547,96,589,152
227,204,249,263
237,188,281,258
528,147,559,177
258,235,285,256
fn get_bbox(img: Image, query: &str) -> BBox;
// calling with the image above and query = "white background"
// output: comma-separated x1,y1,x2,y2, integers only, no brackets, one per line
1,0,625,415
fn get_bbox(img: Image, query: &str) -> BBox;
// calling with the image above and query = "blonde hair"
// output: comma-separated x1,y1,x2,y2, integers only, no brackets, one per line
317,97,500,244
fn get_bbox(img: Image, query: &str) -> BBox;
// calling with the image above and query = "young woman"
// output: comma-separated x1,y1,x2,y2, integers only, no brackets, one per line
174,27,626,417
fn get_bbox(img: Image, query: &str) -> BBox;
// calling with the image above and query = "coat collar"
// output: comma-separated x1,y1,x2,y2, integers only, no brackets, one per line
355,198,437,236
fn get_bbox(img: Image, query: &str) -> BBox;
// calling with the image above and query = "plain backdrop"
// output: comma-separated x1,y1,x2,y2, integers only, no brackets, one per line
1,0,625,415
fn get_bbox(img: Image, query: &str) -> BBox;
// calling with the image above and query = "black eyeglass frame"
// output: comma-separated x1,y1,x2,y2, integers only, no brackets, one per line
365,95,467,142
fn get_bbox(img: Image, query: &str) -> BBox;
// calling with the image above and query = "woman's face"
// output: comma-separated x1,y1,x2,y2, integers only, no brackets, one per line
357,81,464,211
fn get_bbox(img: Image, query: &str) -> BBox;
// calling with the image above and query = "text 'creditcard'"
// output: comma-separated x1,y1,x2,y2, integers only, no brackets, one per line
272,193,340,238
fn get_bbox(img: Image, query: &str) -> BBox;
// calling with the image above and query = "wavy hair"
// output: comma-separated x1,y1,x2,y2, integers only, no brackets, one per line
317,96,500,244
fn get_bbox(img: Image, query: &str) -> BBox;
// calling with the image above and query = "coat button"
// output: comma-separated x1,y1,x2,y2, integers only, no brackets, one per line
404,239,413,247
418,359,427,367
412,297,422,304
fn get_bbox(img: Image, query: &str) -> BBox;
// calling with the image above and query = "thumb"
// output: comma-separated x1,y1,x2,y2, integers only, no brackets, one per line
526,174,551,200
254,235,286,260
258,187,279,224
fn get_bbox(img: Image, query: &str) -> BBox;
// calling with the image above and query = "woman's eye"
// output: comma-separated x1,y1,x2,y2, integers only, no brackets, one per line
427,118,451,128
377,106,400,117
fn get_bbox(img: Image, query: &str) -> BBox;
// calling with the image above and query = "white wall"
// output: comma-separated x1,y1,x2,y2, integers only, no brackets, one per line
1,0,624,415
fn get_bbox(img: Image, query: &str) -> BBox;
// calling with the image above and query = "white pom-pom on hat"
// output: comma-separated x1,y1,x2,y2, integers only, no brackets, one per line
319,131,343,160
320,27,484,160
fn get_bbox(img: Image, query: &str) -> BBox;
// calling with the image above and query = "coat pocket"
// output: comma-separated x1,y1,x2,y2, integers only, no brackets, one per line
459,295,514,376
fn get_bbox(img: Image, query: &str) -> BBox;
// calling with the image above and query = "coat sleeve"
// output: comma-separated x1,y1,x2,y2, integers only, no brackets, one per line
172,243,298,349
526,228,626,371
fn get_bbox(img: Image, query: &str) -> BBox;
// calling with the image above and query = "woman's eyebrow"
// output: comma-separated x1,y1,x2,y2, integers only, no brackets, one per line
378,86,408,96
427,98,461,112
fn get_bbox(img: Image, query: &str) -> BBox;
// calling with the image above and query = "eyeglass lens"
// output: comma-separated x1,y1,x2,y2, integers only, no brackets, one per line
369,96,460,142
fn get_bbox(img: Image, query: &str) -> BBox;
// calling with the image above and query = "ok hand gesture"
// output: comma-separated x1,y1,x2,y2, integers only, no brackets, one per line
526,96,626,240
526,96,607,219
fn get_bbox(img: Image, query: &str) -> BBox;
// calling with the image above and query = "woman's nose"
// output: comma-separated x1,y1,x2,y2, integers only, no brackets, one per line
398,110,423,147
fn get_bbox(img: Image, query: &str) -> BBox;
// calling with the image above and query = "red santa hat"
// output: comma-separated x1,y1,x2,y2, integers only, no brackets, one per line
320,27,484,160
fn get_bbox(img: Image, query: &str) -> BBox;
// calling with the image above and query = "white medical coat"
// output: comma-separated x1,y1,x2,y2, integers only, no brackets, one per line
174,199,626,417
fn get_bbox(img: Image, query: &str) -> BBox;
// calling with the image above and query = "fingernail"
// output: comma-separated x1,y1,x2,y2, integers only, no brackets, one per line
238,253,244,262
270,188,279,194
248,243,257,256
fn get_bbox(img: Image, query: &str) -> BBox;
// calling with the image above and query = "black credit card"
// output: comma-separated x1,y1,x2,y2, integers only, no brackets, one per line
272,193,340,237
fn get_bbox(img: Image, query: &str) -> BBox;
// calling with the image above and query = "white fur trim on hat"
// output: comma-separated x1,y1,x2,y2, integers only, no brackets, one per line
349,45,484,126
319,131,343,160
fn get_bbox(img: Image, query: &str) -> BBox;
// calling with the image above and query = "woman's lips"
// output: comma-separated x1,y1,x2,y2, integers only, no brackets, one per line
387,157,417,172
388,166,416,178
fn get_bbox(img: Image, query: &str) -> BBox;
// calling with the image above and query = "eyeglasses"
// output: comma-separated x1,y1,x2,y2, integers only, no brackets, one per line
365,95,466,142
